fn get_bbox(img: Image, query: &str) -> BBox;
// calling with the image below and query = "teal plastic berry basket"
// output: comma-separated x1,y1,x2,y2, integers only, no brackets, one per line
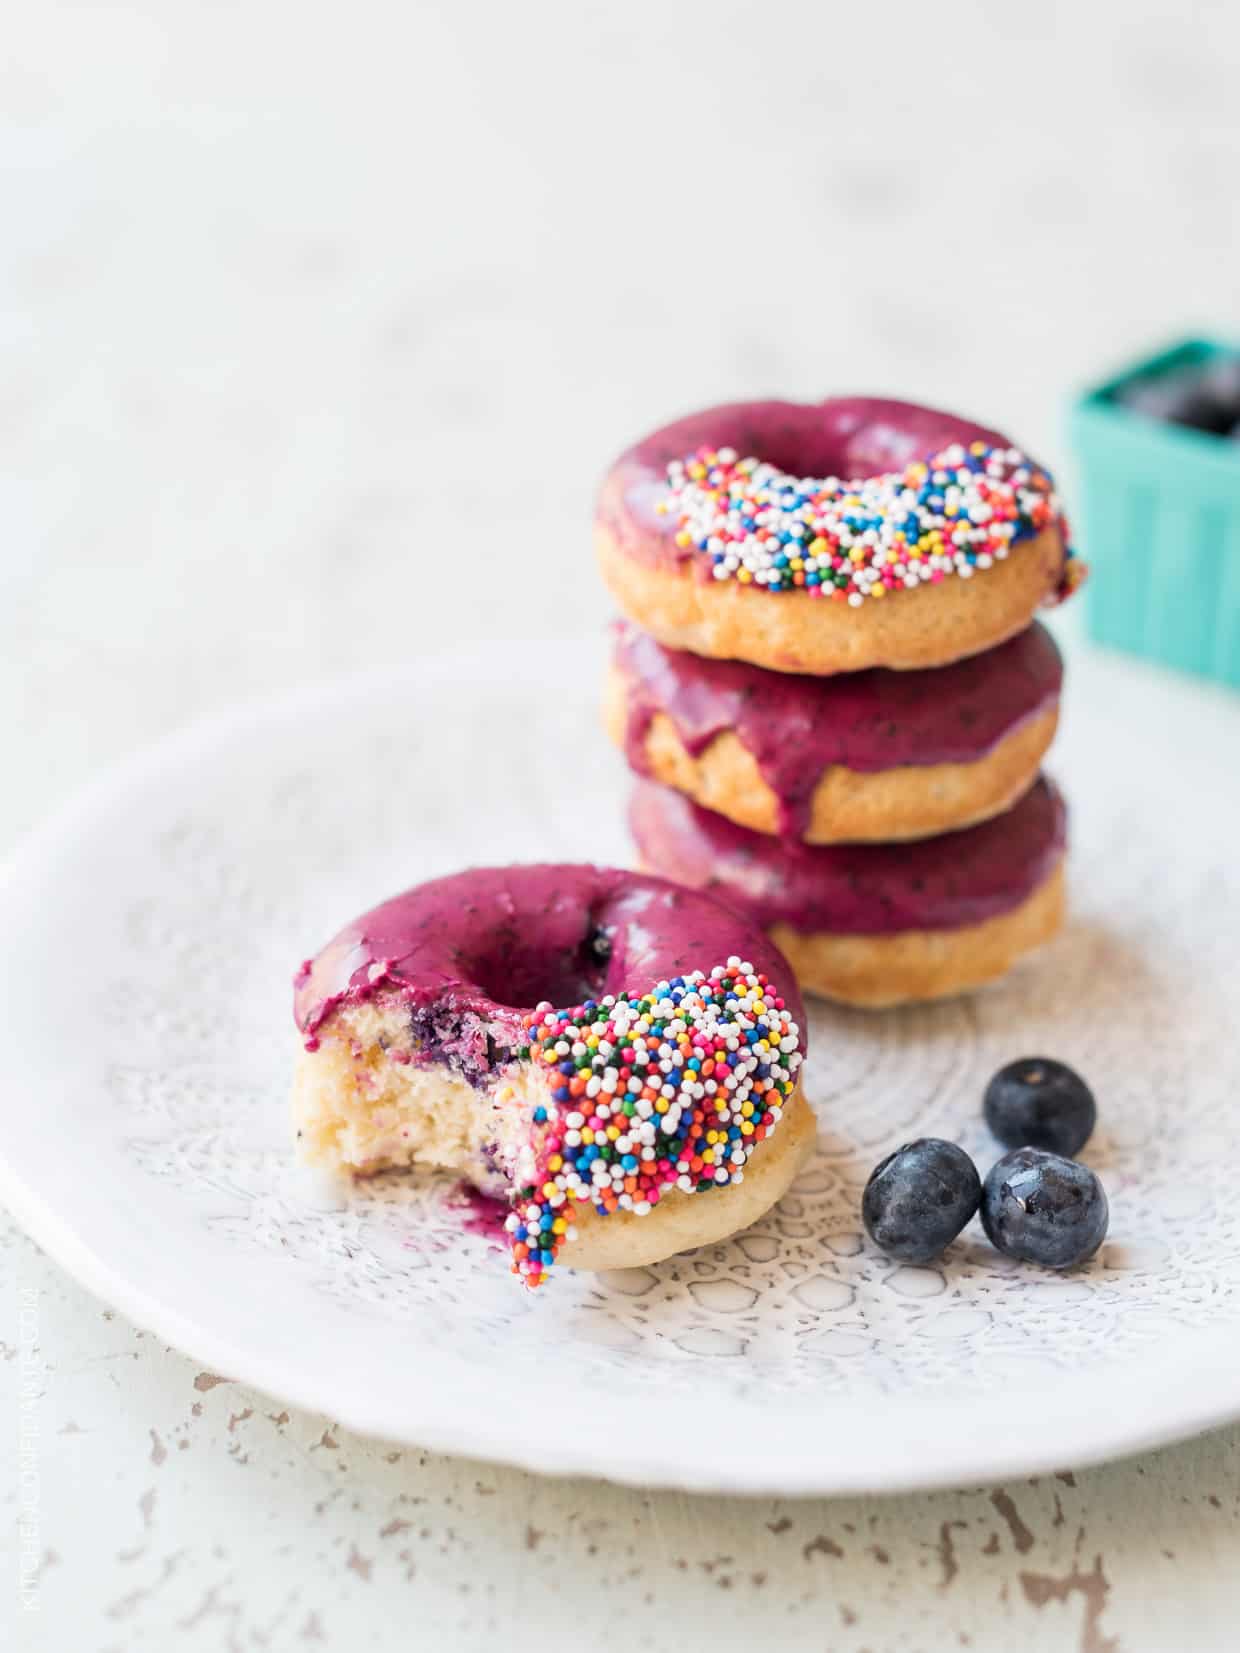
1068,338,1240,690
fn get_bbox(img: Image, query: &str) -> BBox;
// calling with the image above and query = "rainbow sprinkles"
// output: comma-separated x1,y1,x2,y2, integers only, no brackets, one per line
660,441,1082,605
504,959,803,1288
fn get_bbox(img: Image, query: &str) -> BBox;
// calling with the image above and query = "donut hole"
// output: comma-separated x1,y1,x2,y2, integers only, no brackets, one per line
729,409,953,483
738,416,856,479
640,397,1003,489
462,921,614,1016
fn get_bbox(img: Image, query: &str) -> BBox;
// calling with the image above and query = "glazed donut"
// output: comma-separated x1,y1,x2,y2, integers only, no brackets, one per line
629,777,1067,1009
292,866,812,1286
607,620,1062,845
597,396,1082,674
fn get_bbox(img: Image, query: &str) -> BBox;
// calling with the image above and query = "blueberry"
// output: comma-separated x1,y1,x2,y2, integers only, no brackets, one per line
1199,354,1240,423
1116,367,1234,434
1116,355,1240,436
862,1138,981,1264
983,1056,1096,1157
980,1148,1108,1269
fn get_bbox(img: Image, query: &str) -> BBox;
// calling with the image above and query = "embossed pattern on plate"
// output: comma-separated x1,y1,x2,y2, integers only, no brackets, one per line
2,639,1239,1493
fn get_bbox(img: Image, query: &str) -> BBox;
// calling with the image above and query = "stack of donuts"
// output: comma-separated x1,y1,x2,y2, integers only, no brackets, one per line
597,397,1083,1008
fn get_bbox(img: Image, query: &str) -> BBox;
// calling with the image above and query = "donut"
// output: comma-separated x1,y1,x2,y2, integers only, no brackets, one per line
292,866,812,1286
629,777,1067,1009
607,619,1062,845
596,396,1083,674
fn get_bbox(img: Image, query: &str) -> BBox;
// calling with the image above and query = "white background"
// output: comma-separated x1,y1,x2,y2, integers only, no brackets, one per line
4,2,1240,1647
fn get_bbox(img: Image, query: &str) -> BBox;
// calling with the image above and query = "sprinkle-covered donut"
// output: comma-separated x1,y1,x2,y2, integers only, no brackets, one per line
597,397,1083,674
292,866,812,1287
607,620,1062,845
629,778,1067,1009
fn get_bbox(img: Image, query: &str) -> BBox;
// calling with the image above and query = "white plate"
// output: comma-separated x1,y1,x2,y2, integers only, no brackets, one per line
3,638,1240,1495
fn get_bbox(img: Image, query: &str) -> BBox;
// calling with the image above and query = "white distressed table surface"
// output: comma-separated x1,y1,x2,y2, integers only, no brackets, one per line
4,3,1240,1647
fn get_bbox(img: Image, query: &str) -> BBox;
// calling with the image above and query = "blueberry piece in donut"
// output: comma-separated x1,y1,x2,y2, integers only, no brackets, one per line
292,866,813,1286
607,619,1063,844
628,776,1067,1009
596,396,1081,675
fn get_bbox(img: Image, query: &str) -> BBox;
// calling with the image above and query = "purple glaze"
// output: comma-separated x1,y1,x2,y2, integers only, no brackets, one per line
598,396,1026,573
448,1183,510,1247
294,864,806,1064
629,778,1066,935
614,621,1062,837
